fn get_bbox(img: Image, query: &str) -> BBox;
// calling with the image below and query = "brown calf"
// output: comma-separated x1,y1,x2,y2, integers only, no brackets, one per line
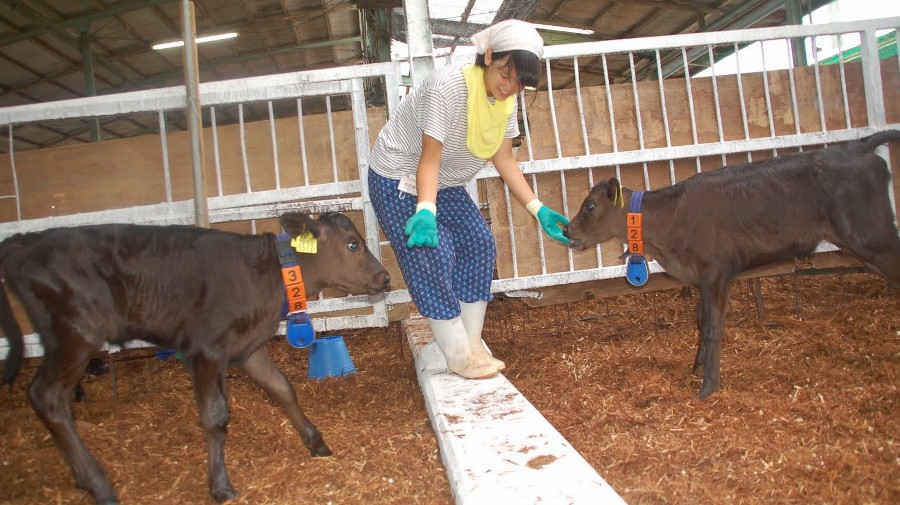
565,130,900,399
0,212,389,504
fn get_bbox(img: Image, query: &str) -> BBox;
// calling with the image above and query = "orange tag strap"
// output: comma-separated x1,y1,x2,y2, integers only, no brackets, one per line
627,212,644,255
281,265,308,314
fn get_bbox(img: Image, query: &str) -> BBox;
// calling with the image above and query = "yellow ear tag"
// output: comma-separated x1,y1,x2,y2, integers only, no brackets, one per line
291,232,318,254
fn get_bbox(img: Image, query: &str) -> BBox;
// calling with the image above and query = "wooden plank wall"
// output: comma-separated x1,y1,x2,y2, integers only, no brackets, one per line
0,108,386,225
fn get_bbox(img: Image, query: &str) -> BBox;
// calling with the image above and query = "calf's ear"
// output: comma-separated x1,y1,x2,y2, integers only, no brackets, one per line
605,178,623,208
280,212,316,237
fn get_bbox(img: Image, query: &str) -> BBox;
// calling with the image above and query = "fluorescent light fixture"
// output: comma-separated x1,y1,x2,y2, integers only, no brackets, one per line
152,32,238,50
530,23,595,36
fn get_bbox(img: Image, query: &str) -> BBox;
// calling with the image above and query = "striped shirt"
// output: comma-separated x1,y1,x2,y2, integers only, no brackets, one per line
369,64,519,189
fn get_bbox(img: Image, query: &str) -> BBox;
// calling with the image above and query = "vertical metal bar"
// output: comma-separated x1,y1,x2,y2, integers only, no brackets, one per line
809,35,827,132
560,168,574,271
520,88,535,161
239,104,252,192
351,77,388,326
545,59,562,159
601,54,619,153
893,29,899,223
759,42,777,157
859,28,887,128
836,33,851,129
402,0,434,87
503,183,520,278
629,52,645,151
681,47,701,173
573,56,591,156
210,106,223,196
733,42,751,163
585,167,602,267
785,0,808,67
181,0,208,227
158,111,173,204
896,29,900,90
80,29,100,142
654,49,676,184
859,27,893,220
784,39,802,136
384,62,402,119
705,44,726,166
530,175,548,275
326,96,339,183
297,98,310,185
7,125,21,222
628,52,650,188
268,100,281,189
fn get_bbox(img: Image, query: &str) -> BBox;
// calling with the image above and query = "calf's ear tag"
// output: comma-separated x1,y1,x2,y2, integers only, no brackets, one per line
626,255,649,287
291,232,318,254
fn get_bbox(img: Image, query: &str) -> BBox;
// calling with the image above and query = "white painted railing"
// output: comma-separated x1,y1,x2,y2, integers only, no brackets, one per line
2,18,899,359
481,17,900,295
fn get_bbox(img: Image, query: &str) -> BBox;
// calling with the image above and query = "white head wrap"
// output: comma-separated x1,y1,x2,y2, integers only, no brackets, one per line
470,19,543,59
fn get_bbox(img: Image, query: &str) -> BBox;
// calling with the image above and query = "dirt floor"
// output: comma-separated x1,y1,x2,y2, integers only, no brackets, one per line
1,272,898,504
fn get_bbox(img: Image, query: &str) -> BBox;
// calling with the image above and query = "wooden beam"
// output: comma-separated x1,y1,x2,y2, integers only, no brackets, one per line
7,0,143,86
613,0,721,15
357,0,402,8
0,0,178,49
494,0,542,21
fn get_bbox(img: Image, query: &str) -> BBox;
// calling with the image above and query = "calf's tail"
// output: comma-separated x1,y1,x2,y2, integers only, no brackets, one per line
856,129,900,153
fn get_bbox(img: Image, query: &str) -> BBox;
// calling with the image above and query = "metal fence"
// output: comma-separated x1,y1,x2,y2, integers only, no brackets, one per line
0,63,402,357
477,16,900,295
1,17,899,358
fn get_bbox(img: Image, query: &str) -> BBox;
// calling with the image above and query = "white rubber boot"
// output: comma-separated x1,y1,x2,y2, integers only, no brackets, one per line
428,316,500,379
459,301,505,371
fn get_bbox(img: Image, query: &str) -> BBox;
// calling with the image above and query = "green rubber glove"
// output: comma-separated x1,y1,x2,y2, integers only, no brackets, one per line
405,207,438,248
536,205,570,244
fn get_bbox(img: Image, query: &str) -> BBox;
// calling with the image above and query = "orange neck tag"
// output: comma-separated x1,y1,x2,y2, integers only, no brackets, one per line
281,264,308,314
627,212,644,255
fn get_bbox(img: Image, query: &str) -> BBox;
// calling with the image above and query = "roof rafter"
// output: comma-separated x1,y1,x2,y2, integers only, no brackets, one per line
0,0,178,49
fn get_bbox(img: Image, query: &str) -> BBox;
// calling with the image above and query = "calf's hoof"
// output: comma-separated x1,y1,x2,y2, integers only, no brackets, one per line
311,441,333,457
696,381,719,400
211,485,239,503
306,430,333,457
78,476,116,504
90,492,118,505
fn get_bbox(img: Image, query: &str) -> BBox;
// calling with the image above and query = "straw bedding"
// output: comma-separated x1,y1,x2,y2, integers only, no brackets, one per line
1,272,897,504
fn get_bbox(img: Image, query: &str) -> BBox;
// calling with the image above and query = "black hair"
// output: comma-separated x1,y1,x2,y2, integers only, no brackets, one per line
475,49,541,88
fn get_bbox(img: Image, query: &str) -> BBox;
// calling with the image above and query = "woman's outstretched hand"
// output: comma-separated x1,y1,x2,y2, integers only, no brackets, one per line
536,205,569,243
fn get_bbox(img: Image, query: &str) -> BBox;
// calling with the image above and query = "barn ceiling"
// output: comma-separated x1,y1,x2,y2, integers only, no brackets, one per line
0,0,832,151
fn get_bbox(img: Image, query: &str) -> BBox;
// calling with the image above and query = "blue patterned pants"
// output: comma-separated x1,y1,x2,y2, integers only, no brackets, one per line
368,167,495,320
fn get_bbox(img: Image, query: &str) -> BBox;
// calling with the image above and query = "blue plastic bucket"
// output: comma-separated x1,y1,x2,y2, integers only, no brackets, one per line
307,335,357,379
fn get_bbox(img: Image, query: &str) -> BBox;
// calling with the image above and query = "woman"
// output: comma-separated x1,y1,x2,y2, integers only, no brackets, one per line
368,20,569,379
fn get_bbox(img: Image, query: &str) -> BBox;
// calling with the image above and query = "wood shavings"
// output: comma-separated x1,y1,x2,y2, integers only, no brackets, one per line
0,273,896,504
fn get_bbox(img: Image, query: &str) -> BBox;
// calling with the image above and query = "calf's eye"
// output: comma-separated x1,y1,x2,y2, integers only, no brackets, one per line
586,203,596,212
348,242,360,252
